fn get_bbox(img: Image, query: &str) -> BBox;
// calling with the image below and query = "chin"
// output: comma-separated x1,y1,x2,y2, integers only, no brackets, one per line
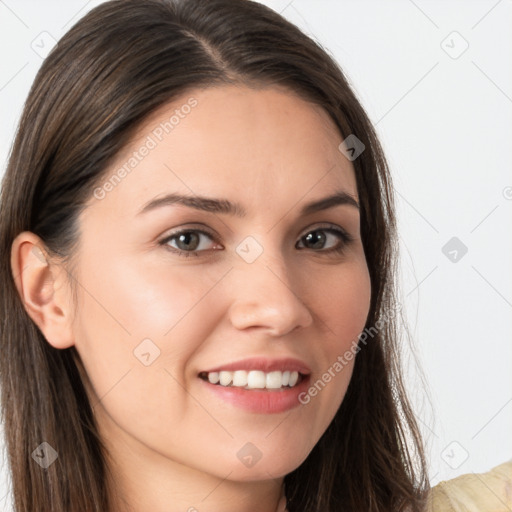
224,453,307,482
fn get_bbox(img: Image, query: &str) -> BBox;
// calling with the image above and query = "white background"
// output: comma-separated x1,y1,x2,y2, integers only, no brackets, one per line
1,0,511,508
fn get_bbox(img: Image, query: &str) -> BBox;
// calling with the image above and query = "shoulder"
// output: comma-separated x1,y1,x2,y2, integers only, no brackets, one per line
426,459,512,511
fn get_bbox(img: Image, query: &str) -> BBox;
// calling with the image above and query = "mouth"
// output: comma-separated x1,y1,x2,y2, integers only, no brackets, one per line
198,370,308,391
197,364,312,413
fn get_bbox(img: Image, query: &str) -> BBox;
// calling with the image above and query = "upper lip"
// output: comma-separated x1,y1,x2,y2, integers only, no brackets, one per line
200,357,311,375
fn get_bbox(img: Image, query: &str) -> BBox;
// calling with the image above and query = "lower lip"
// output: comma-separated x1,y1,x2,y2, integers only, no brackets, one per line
199,375,311,414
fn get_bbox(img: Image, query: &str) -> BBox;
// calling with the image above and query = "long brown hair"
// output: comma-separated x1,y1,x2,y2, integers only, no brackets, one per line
0,0,432,510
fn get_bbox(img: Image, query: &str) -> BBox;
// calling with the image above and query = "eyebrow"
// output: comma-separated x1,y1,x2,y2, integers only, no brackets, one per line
137,190,360,217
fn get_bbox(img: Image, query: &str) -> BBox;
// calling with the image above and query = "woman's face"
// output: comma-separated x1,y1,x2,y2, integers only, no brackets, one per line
70,84,371,482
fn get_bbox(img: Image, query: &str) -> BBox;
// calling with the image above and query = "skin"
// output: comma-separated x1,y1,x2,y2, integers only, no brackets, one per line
11,84,371,512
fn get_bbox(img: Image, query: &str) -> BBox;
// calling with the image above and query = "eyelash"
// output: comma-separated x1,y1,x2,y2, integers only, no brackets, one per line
158,224,355,259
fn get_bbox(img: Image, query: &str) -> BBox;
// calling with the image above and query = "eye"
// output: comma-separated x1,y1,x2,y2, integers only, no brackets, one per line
159,228,220,258
296,225,354,255
158,224,355,258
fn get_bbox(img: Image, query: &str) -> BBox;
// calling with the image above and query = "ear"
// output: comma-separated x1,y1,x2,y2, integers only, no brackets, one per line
10,231,75,349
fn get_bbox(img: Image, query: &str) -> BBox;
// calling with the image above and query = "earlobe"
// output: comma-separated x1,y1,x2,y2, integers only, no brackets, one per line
10,231,75,349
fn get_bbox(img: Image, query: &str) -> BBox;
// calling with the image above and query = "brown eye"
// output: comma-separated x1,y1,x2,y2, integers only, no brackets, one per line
159,229,220,257
296,226,354,254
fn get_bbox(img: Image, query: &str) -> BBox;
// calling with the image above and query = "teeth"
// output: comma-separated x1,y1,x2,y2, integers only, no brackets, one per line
208,372,220,384
247,370,265,388
233,370,248,387
205,370,301,389
219,371,232,386
265,371,282,389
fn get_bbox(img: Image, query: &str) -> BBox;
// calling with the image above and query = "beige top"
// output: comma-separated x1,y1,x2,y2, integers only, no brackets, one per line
426,459,512,511
276,459,512,511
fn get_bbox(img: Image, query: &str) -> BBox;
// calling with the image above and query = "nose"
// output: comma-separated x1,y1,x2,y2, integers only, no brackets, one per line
227,252,314,337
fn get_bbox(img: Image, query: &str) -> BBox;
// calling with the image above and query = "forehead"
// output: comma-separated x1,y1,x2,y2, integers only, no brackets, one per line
86,84,358,218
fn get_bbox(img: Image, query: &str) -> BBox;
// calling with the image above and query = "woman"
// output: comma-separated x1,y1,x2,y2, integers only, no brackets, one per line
0,0,431,510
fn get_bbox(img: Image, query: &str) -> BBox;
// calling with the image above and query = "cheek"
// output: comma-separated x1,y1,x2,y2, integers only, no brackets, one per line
71,254,225,410
70,262,224,464
75,251,225,345
299,259,371,421
314,258,372,351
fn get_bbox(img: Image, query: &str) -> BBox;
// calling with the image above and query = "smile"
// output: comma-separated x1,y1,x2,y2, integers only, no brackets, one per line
198,370,304,390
